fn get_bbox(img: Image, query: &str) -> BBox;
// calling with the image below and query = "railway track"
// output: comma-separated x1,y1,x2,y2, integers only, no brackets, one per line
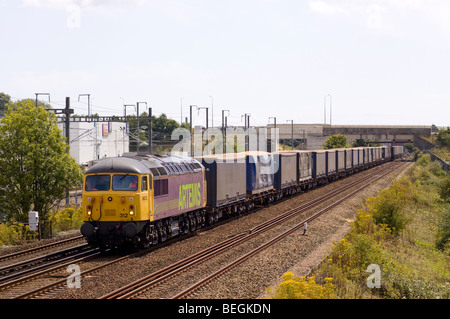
99,161,406,299
1,160,407,299
0,231,196,298
0,243,91,282
0,235,85,263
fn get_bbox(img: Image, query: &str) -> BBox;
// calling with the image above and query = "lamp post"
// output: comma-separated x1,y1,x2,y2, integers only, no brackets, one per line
136,102,147,153
209,95,213,128
78,94,90,116
198,107,209,150
324,94,332,125
330,95,332,125
269,116,277,129
241,113,251,151
287,120,294,150
124,104,135,136
222,109,230,130
222,109,230,153
269,117,277,152
35,93,50,107
190,105,198,156
180,97,183,126
124,104,135,117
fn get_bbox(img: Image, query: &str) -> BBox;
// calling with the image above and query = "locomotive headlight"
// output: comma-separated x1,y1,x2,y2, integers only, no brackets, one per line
87,205,92,216
129,205,134,216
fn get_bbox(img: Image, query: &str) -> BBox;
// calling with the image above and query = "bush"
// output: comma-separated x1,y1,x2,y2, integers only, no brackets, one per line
0,223,36,246
439,174,450,201
323,134,348,149
266,272,336,299
437,208,450,251
51,207,83,234
371,181,411,235
436,127,450,147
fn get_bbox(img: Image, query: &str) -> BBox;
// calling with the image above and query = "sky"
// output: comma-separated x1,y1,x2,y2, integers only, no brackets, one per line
1,0,449,128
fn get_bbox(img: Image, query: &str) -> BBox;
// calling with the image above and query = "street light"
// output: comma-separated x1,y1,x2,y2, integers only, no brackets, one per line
324,94,332,125
78,94,91,116
124,104,135,135
241,113,251,151
209,95,213,128
222,110,230,153
124,104,135,117
269,116,277,129
197,107,209,129
136,102,148,153
222,110,230,130
180,97,183,126
190,105,198,156
35,93,50,107
198,107,209,149
241,113,251,129
287,120,294,150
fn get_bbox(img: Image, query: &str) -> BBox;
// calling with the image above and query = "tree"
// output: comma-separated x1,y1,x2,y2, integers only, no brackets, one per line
436,127,450,147
352,138,366,147
0,92,11,117
323,134,348,149
0,100,83,222
152,113,180,140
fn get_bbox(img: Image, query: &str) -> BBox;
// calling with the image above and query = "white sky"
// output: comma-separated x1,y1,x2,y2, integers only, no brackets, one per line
1,0,449,127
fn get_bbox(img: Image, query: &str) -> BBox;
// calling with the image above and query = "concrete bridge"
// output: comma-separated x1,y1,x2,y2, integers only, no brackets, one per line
264,124,431,150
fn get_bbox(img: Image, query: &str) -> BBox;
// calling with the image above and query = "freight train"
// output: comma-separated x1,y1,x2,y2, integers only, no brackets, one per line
80,145,404,250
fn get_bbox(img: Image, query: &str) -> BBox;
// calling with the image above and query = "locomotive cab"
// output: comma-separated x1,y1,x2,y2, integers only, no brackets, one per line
83,173,153,222
80,158,155,249
79,155,205,251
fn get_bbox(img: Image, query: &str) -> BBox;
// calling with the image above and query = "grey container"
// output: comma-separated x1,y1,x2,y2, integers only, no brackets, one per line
345,149,353,169
297,151,313,182
358,148,364,165
335,149,346,172
199,153,247,209
327,149,337,175
312,150,327,179
274,152,297,190
352,148,360,167
245,151,275,196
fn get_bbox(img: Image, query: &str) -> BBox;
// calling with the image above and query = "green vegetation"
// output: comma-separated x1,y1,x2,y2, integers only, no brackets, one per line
0,207,83,246
437,127,450,147
0,223,37,246
128,112,190,152
270,152,450,299
266,273,336,299
0,100,83,222
50,207,83,234
323,134,348,149
318,153,450,298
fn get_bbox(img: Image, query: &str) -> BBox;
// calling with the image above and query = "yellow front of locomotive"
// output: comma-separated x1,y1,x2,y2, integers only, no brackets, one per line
80,158,154,249
82,173,147,222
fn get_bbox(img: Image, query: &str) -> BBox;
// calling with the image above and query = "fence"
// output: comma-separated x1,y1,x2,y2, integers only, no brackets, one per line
424,151,450,172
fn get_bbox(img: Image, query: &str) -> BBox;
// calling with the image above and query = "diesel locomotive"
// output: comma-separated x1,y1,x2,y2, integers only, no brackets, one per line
80,146,404,250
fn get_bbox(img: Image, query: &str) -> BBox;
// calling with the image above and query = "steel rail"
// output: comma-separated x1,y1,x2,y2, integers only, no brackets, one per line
171,162,407,299
0,246,95,287
100,161,403,299
0,235,84,263
0,243,90,278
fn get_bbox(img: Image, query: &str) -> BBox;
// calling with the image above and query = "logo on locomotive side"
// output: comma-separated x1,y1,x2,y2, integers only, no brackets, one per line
178,182,202,210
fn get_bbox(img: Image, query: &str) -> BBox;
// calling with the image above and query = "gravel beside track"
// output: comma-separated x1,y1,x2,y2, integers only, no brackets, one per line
25,162,411,299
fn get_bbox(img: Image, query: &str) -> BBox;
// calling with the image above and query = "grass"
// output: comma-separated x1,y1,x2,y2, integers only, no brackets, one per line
0,207,83,246
268,152,450,299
